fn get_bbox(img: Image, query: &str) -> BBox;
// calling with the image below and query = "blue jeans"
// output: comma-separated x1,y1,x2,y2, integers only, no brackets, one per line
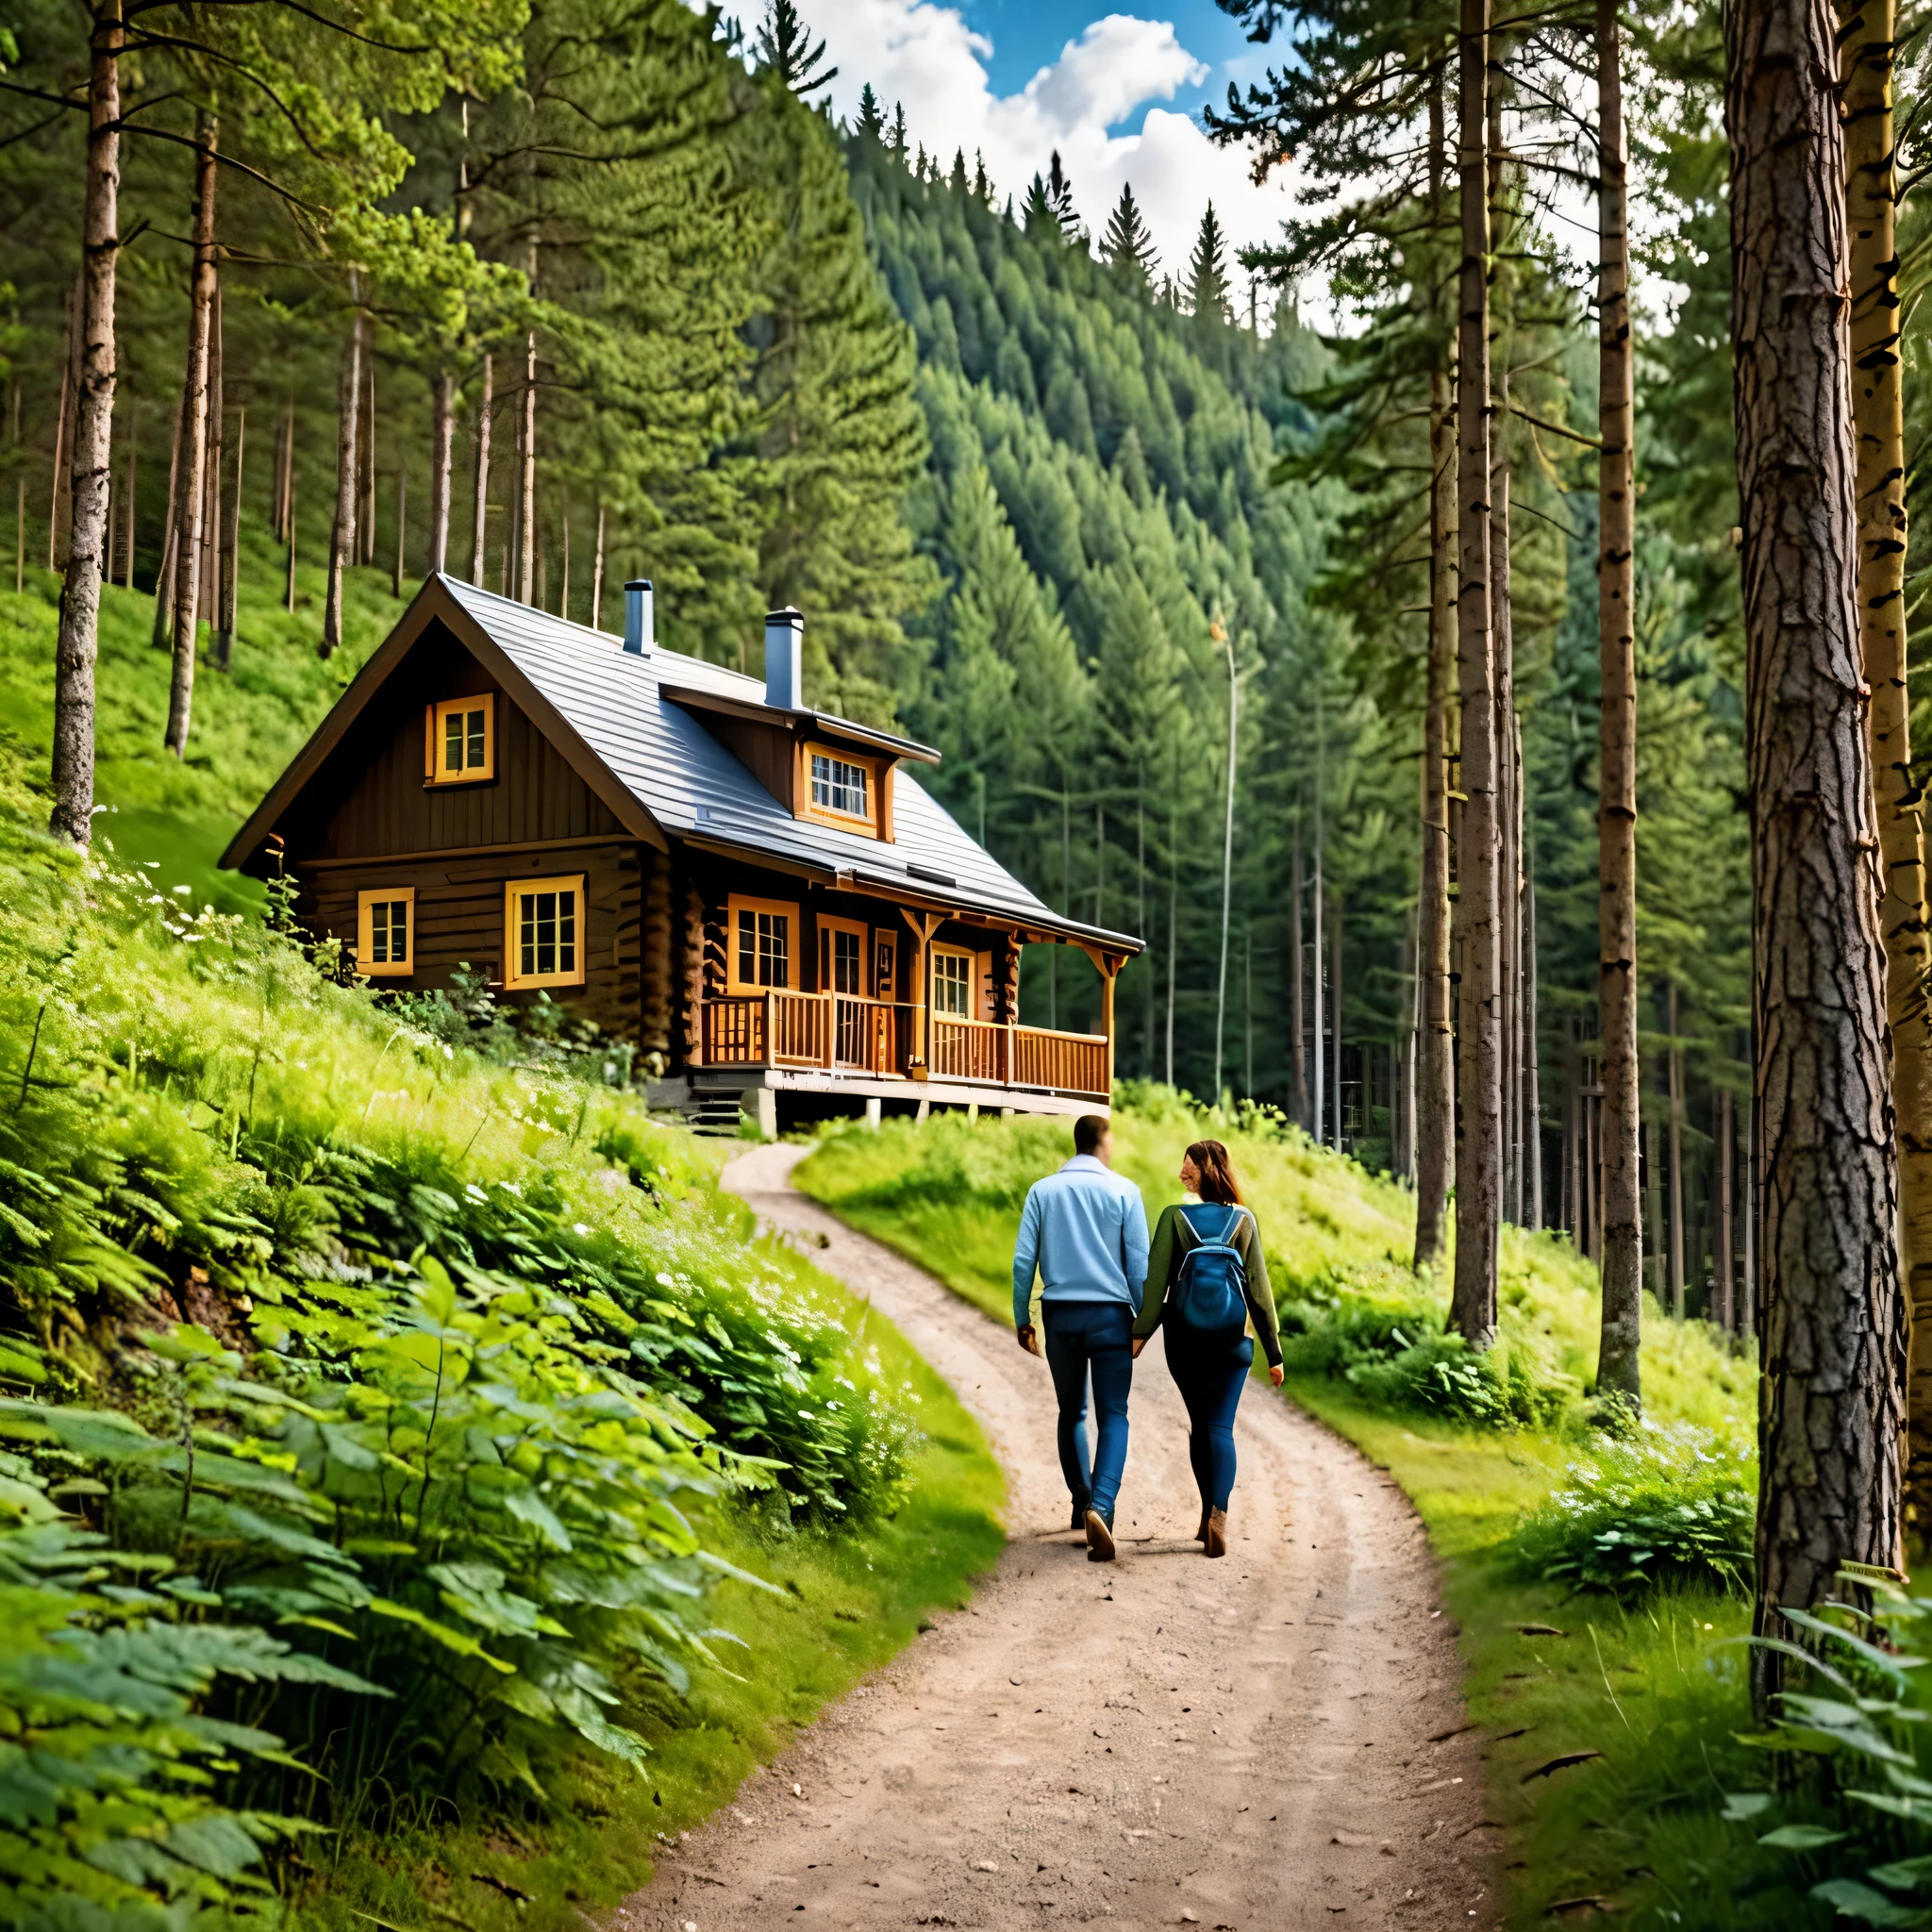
1041,1300,1135,1521
1165,1324,1254,1512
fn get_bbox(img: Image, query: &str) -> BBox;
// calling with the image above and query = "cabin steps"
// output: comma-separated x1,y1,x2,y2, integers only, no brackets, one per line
687,1090,750,1137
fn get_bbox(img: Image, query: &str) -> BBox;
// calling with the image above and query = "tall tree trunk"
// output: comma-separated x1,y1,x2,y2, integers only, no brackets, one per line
359,350,375,567
152,381,184,647
1668,981,1687,1317
121,407,135,589
284,455,297,613
164,113,216,758
392,463,406,600
48,0,122,847
1843,0,1932,1524
1718,1084,1737,1330
591,498,605,629
1291,815,1308,1129
1416,57,1456,1270
1596,0,1643,1403
219,404,242,662
471,351,491,585
1524,752,1543,1228
518,331,537,603
205,290,225,668
1451,0,1501,1347
1727,0,1906,1713
429,368,453,575
321,287,361,659
1331,891,1344,1149
48,286,75,575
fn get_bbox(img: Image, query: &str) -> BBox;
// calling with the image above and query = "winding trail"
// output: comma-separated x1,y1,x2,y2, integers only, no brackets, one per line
627,1143,1497,1931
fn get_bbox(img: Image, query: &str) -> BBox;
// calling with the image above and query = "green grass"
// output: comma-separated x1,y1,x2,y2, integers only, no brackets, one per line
0,524,403,907
794,1104,1782,1928
309,1274,1005,1932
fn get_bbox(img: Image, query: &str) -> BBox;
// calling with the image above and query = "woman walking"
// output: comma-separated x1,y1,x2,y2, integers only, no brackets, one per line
1131,1140,1283,1557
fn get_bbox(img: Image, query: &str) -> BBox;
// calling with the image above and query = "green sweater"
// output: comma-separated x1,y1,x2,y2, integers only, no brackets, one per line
1133,1200,1283,1367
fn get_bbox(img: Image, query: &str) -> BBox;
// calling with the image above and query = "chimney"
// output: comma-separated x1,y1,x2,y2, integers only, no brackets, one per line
623,579,654,655
765,607,804,710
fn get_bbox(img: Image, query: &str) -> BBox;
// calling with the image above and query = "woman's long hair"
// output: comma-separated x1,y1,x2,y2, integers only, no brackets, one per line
1187,1140,1243,1207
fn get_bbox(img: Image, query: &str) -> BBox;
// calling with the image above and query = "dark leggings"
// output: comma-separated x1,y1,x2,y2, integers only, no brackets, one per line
1164,1324,1254,1512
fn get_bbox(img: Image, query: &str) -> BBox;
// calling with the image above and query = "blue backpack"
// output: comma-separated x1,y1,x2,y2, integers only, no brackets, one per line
1172,1203,1251,1333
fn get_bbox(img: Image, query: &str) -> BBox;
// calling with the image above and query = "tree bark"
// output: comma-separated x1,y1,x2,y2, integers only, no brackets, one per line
429,368,453,575
1416,56,1456,1270
205,289,225,668
1291,815,1308,1130
519,328,537,604
1524,717,1543,1228
48,0,122,847
152,381,184,648
1668,981,1687,1317
1842,0,1932,1524
1450,0,1500,1347
1718,1083,1737,1330
219,403,242,663
321,285,361,659
47,289,74,575
471,351,491,585
393,461,407,599
1727,0,1906,1712
591,498,606,631
1331,891,1345,1149
284,456,296,612
1596,0,1643,1403
164,112,216,758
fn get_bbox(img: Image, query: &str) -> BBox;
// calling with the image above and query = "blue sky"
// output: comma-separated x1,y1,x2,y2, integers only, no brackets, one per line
815,0,1302,275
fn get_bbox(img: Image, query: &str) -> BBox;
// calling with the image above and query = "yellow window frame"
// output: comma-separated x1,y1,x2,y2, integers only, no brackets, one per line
503,874,587,990
727,894,799,993
425,692,496,784
930,943,977,1020
356,886,416,978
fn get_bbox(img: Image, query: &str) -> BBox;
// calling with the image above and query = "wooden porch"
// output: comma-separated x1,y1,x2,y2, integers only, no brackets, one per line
698,990,1111,1101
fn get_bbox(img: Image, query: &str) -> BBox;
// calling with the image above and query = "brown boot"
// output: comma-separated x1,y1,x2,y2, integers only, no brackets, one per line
1205,1508,1227,1558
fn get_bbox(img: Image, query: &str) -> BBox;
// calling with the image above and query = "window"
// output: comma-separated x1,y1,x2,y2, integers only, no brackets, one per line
810,753,869,820
932,947,975,1019
502,874,585,989
800,741,888,837
425,693,495,784
819,918,868,996
356,887,415,978
728,895,797,991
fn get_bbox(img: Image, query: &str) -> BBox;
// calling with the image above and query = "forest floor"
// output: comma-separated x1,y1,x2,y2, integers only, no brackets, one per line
627,1142,1495,1932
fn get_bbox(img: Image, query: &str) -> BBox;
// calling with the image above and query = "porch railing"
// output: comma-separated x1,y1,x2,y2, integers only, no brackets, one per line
699,993,1108,1098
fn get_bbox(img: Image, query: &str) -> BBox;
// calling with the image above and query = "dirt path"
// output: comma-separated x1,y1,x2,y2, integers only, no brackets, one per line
626,1143,1496,1931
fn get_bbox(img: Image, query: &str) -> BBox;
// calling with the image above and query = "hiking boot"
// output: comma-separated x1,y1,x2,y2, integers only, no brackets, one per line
1085,1507,1117,1562
1205,1508,1227,1558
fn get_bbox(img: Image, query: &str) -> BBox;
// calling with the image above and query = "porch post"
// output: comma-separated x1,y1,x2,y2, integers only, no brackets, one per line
1099,958,1117,1092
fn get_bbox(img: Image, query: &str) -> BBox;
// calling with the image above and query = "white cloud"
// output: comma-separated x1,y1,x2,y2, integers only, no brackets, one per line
816,3,1295,297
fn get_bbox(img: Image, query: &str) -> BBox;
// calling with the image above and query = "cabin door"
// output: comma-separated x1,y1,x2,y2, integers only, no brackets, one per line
872,932,899,1074
821,918,869,1066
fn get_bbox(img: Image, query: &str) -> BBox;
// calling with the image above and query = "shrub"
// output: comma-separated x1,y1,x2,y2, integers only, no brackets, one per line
1505,1420,1756,1596
1280,1298,1569,1429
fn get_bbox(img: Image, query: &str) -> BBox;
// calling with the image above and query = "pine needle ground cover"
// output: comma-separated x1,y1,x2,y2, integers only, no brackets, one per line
0,575,1003,1930
794,1103,1813,1928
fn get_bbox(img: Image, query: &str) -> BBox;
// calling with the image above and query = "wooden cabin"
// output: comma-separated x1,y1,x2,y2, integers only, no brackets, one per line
222,575,1141,1131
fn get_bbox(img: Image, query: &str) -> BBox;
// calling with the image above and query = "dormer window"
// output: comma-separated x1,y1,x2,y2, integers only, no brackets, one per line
425,693,495,784
811,753,869,820
799,741,888,836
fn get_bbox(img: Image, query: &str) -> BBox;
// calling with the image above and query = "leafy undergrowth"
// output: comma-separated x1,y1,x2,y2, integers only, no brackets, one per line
0,691,1003,1929
793,1098,1790,1929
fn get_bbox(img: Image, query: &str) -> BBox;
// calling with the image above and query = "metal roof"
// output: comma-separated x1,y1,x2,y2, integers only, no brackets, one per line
433,577,1141,951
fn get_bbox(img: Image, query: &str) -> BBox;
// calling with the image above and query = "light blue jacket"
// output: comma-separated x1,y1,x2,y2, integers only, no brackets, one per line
1011,1155,1151,1329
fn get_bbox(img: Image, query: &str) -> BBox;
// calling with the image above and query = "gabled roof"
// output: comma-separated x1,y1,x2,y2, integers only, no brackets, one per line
223,574,1141,956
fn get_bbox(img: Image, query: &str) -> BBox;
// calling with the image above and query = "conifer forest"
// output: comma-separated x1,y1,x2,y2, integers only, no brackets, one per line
6,0,1932,1924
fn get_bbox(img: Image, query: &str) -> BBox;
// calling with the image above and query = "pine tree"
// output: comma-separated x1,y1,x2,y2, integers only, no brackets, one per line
1100,182,1158,281
949,148,968,195
1046,150,1079,239
973,150,991,203
1022,173,1059,241
891,100,907,154
1188,203,1231,321
855,81,884,139
756,0,836,94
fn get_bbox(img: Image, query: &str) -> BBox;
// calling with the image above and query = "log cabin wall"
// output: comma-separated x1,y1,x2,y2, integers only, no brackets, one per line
280,623,644,1040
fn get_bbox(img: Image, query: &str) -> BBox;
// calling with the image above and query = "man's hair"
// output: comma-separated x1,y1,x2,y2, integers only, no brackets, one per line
1074,1114,1109,1156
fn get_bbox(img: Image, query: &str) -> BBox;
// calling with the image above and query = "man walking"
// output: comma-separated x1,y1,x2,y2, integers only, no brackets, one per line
1012,1114,1150,1561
